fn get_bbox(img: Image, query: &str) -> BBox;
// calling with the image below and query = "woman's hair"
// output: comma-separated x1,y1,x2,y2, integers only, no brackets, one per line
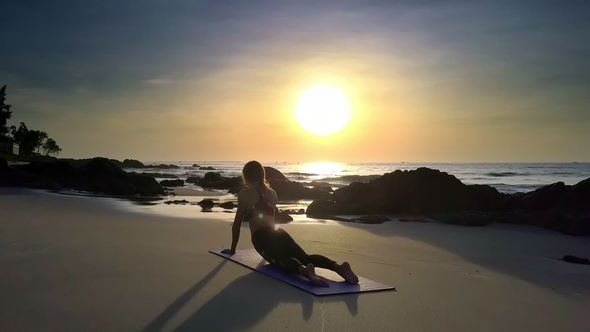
242,160,270,188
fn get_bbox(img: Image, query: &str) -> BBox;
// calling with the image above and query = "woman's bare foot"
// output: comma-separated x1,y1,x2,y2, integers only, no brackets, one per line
305,263,329,287
336,262,359,284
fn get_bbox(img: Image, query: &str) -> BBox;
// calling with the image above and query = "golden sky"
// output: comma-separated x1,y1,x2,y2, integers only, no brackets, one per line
4,1,589,162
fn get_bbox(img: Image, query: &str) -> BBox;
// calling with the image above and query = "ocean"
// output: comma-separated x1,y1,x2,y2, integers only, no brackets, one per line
129,162,590,194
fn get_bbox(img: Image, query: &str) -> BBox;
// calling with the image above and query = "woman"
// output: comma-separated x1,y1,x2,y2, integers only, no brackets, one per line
222,161,359,287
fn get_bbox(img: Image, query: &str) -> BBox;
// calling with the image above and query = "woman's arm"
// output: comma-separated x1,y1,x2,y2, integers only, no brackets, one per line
222,195,246,255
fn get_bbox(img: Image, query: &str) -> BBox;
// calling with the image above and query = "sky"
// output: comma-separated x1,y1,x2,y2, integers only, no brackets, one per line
1,0,589,162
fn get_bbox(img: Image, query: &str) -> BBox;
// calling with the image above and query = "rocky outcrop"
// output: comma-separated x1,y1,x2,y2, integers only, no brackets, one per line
306,167,590,236
308,168,507,216
517,179,590,212
159,179,185,187
1,157,163,196
122,159,145,168
186,167,328,201
146,164,179,169
195,172,242,190
562,255,590,265
261,166,330,200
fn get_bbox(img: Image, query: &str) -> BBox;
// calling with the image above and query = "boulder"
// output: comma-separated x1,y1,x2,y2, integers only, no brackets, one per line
199,172,242,190
275,209,294,223
199,166,216,170
185,176,201,184
307,168,507,217
159,179,185,187
562,255,590,265
122,159,145,168
5,157,164,196
219,201,236,209
197,199,215,210
146,164,180,169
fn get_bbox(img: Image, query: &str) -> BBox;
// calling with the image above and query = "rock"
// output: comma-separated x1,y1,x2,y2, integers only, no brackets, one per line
185,176,201,184
219,201,236,209
146,164,180,169
264,166,289,182
122,159,145,168
562,255,590,265
197,199,215,210
280,208,306,215
199,172,242,190
308,168,507,217
310,181,333,190
519,182,568,210
191,164,200,168
6,157,164,196
159,179,185,187
164,199,190,205
262,167,329,200
199,166,216,170
275,209,293,223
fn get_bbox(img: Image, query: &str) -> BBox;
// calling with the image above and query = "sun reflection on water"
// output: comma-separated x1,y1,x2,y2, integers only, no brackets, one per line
302,161,344,177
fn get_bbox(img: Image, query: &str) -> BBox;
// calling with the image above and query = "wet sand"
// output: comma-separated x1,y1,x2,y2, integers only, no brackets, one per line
0,188,589,331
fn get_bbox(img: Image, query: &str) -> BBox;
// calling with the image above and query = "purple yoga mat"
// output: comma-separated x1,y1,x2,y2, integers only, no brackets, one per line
210,249,395,296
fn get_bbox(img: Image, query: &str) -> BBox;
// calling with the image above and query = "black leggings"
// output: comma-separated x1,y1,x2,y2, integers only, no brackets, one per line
251,227,336,274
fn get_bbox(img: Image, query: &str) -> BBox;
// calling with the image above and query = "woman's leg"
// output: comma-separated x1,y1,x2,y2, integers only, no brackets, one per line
277,229,359,284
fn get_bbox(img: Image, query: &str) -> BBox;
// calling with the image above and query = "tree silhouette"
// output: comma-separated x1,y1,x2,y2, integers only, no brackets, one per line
0,85,12,141
10,122,48,155
42,138,61,156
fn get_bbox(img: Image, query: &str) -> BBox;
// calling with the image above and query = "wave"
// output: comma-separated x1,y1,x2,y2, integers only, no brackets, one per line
485,172,529,177
286,172,315,176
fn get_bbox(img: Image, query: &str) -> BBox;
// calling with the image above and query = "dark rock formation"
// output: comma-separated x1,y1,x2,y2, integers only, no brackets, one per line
198,172,242,190
562,255,590,265
261,166,330,200
146,164,179,169
184,167,328,201
518,179,590,212
122,159,145,168
1,157,163,196
197,199,215,210
307,167,590,236
219,201,236,209
275,209,294,223
307,168,507,217
185,176,201,184
164,199,190,205
200,166,216,170
159,179,185,187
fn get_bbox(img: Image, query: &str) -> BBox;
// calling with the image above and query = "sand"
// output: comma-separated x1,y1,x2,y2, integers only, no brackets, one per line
0,188,589,331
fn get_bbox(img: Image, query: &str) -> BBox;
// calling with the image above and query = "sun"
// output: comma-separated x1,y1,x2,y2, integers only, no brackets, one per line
295,85,351,136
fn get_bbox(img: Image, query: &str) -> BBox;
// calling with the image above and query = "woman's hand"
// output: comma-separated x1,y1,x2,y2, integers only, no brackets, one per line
221,248,235,255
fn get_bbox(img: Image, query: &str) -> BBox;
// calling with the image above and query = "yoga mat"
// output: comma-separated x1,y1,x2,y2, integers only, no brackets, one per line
210,249,396,296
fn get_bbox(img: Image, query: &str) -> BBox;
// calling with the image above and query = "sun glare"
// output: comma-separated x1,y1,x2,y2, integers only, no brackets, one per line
295,85,351,136
302,161,343,177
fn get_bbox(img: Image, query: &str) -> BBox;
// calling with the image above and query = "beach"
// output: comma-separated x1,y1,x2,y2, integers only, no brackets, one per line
1,188,589,331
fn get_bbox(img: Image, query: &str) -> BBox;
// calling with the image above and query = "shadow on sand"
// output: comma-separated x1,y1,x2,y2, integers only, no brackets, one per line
338,220,590,296
144,259,359,332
